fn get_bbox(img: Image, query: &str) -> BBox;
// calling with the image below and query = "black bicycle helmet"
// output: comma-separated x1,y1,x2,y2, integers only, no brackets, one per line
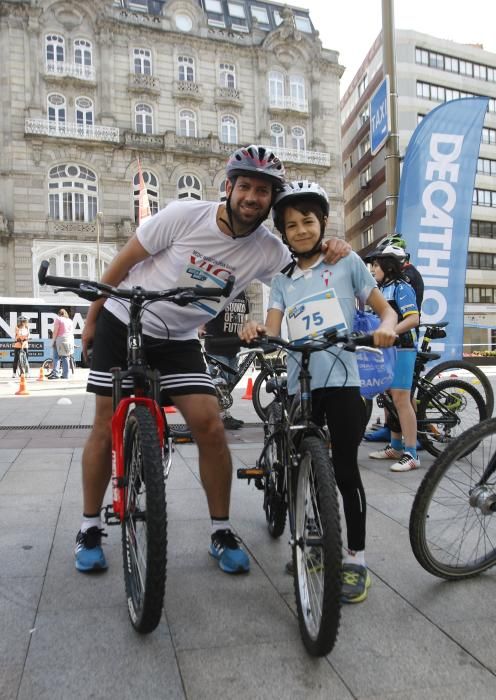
272,180,329,259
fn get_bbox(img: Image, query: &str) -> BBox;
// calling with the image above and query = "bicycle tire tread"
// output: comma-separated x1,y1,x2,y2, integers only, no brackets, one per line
122,405,167,633
293,436,342,657
409,417,496,579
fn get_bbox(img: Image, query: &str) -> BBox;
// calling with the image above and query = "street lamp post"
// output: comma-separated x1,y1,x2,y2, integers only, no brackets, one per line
382,0,401,235
96,211,103,281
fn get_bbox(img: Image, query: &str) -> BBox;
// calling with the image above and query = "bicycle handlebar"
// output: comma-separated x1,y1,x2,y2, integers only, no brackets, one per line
37,260,235,305
210,330,383,355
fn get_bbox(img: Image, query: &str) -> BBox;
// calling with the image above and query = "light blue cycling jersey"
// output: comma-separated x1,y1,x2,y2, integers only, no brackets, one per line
269,252,376,394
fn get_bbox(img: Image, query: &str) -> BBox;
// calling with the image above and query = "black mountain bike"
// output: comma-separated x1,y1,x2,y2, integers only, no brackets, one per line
38,260,234,633
409,416,496,579
204,342,286,420
236,330,380,656
365,323,487,456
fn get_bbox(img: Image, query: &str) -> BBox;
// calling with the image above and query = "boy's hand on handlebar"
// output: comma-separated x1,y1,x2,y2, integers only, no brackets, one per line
373,326,397,348
239,320,267,343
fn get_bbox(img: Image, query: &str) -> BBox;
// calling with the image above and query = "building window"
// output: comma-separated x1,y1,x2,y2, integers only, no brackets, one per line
74,39,92,67
251,5,269,25
357,74,368,98
361,227,374,248
295,15,312,33
477,157,496,176
467,252,496,269
206,0,222,11
270,122,285,148
133,170,159,223
269,70,284,105
177,174,202,200
473,188,496,208
291,126,305,151
75,97,94,128
133,48,152,75
63,253,89,278
471,220,496,238
482,127,496,145
220,114,237,144
178,55,195,82
46,34,64,65
47,93,66,130
219,179,227,202
135,103,153,134
48,164,97,222
358,136,370,159
465,287,496,304
289,74,306,108
219,63,236,88
178,109,197,137
362,196,373,217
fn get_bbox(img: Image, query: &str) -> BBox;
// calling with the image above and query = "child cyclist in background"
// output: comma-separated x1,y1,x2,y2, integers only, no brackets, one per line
240,181,397,604
366,245,420,472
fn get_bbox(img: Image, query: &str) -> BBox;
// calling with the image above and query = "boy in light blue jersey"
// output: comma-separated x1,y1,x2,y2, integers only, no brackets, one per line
240,181,397,604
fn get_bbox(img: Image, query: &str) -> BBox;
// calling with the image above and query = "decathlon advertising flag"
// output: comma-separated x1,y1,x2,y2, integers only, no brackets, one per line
396,97,488,361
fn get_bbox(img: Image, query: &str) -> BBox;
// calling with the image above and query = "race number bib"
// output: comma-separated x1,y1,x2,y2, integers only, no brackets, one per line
287,289,347,344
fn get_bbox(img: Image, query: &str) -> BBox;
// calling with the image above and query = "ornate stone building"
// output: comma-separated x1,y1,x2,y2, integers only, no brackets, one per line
0,0,344,314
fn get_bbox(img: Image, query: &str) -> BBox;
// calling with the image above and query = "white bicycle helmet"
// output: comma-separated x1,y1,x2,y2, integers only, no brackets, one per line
366,243,406,263
273,180,330,228
225,145,286,186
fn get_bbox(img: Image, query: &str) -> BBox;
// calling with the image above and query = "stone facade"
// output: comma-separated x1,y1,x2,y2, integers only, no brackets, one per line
0,0,344,316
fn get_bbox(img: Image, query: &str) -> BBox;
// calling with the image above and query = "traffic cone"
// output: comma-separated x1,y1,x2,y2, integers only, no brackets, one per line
37,366,45,382
242,377,253,400
15,374,30,396
164,405,177,414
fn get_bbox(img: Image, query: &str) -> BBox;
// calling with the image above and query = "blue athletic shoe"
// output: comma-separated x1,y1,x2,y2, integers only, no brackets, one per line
75,527,108,572
209,529,250,574
364,426,391,442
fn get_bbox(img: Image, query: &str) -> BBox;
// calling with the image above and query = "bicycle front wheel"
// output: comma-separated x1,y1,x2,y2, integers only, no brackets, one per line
424,360,494,417
252,367,286,421
292,436,342,657
262,402,287,538
410,417,496,579
122,405,167,633
42,358,53,376
417,378,487,457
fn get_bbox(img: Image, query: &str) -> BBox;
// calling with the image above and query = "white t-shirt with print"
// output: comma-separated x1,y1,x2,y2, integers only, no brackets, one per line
105,200,291,340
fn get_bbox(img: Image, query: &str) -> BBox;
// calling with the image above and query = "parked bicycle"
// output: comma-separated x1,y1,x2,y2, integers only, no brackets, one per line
409,416,496,579
235,330,380,656
15,347,30,377
365,322,488,456
204,342,287,420
38,260,234,633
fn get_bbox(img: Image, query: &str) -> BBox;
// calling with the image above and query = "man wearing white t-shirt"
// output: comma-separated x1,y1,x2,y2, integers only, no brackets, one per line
75,145,350,575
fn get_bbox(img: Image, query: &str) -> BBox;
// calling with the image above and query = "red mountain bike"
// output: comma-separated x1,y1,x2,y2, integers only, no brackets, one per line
38,261,234,633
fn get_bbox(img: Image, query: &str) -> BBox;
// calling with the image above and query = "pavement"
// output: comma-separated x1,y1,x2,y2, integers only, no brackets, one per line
1,366,496,699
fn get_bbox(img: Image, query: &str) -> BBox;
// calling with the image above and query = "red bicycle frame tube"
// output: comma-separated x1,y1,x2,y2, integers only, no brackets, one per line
111,397,166,521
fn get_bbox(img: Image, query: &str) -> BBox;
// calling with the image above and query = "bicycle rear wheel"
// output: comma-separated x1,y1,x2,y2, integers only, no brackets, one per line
252,367,286,421
42,358,54,376
122,404,167,633
292,436,342,657
410,417,496,579
424,360,494,417
19,350,29,376
417,379,487,457
262,402,287,538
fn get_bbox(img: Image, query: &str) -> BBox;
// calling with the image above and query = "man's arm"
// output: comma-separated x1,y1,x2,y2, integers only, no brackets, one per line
82,235,150,356
321,237,352,265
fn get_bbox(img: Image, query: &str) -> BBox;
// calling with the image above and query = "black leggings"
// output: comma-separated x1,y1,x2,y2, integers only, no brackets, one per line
312,386,367,552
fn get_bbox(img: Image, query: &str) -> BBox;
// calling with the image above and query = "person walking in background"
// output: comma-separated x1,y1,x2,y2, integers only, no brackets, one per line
201,291,250,430
12,316,30,378
50,309,74,380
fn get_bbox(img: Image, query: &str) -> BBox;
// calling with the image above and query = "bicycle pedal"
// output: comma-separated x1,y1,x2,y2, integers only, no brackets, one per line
102,504,121,526
237,467,264,480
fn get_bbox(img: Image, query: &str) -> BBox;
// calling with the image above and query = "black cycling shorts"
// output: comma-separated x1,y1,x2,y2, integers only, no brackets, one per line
86,307,216,402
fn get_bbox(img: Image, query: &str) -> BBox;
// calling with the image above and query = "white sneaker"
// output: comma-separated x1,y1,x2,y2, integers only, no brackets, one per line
369,444,403,460
390,452,420,472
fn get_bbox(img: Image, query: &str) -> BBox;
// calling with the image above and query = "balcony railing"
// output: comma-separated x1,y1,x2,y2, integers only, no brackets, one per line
269,96,309,113
128,73,161,93
24,119,120,143
215,86,242,105
45,61,96,81
173,80,203,101
272,147,330,167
